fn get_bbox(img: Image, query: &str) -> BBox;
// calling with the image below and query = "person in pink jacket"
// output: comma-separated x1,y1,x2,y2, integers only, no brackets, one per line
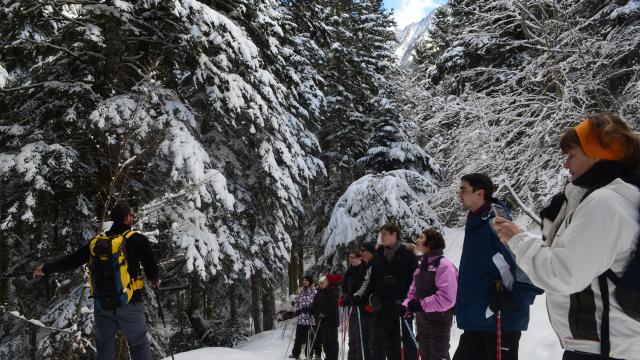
403,228,458,360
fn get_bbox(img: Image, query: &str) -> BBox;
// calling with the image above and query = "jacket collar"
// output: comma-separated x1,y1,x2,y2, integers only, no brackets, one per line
423,248,444,259
572,160,631,189
468,202,491,218
107,222,132,235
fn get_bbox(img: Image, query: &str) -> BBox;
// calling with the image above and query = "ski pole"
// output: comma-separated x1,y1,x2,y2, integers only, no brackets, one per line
154,290,175,360
281,318,290,340
402,318,421,360
306,324,311,360
497,310,502,360
283,322,296,360
399,316,405,360
343,306,353,360
309,321,319,359
309,319,323,359
495,280,503,360
338,308,343,360
339,308,347,360
356,307,366,360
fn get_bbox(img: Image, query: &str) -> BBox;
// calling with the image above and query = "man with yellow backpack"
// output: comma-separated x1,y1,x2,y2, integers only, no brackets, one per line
33,201,160,360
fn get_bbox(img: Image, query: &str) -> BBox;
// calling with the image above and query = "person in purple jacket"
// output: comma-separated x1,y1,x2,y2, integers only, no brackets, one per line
289,275,320,359
403,228,458,360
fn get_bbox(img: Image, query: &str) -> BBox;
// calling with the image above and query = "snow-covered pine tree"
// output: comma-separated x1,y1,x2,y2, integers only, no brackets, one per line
1,0,326,355
323,69,440,258
305,0,409,260
321,3,441,260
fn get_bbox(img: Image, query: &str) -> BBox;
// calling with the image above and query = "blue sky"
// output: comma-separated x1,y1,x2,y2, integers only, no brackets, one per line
383,0,445,29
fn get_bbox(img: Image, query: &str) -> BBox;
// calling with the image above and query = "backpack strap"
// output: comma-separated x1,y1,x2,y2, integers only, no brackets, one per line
604,269,620,286
598,274,611,359
429,256,444,269
118,229,136,247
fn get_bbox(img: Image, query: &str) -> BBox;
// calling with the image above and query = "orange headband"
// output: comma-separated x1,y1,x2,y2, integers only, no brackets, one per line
574,119,625,161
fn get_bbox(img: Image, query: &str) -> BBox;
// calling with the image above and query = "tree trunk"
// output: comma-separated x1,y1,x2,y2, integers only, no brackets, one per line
229,283,237,321
250,272,262,334
29,323,36,360
298,241,304,288
187,274,206,338
101,11,123,95
288,245,299,295
261,282,275,331
0,182,7,306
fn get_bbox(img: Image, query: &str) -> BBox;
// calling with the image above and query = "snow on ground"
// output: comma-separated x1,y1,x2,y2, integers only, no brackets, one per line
167,226,563,360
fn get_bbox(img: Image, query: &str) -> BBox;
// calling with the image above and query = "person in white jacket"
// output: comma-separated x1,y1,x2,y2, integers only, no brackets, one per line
494,112,640,360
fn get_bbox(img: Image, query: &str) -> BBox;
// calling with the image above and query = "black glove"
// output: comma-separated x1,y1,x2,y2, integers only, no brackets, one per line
369,294,382,312
343,295,354,306
283,311,295,320
489,281,518,312
407,299,423,313
403,307,414,321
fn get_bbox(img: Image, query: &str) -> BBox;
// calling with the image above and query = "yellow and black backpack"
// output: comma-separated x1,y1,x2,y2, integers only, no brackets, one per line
88,229,144,310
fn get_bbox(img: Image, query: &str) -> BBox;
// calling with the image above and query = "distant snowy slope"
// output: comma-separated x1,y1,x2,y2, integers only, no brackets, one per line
394,13,433,67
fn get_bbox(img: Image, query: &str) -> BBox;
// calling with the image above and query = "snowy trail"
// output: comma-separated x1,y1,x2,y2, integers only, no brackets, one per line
162,324,296,360
165,299,562,360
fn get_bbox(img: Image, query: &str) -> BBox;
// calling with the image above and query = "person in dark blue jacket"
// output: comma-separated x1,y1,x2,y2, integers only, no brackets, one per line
453,173,543,360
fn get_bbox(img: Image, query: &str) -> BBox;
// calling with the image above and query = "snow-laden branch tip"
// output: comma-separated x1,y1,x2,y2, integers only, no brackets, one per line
2,307,71,333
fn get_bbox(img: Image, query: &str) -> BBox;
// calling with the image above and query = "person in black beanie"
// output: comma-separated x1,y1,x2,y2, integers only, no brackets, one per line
33,201,159,360
312,273,342,360
341,250,368,360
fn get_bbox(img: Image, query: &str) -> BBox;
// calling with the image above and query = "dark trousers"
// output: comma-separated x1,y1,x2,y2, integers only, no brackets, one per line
292,324,321,358
318,324,339,360
452,330,521,360
416,311,454,360
366,311,377,360
95,301,151,360
373,308,417,360
563,351,624,360
347,307,371,360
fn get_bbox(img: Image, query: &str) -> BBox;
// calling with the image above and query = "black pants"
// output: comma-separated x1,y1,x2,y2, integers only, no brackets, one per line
453,330,521,360
562,351,624,360
373,308,417,360
291,324,321,358
318,324,339,360
416,311,454,360
347,306,371,360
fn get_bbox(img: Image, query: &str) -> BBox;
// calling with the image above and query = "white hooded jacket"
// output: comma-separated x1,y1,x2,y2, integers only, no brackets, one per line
508,178,640,359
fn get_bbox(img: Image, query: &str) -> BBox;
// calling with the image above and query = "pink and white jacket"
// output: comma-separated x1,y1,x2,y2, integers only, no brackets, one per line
403,252,458,313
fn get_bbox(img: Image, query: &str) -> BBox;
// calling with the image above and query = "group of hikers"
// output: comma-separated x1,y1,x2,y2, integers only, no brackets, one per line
29,112,640,360
284,112,640,360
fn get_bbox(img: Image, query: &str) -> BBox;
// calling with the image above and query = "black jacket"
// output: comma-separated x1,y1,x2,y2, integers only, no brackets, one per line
368,243,418,309
312,285,340,327
342,262,367,296
43,222,159,301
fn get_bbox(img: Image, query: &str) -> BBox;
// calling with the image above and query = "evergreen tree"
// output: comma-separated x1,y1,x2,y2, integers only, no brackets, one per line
321,2,441,258
0,0,326,355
